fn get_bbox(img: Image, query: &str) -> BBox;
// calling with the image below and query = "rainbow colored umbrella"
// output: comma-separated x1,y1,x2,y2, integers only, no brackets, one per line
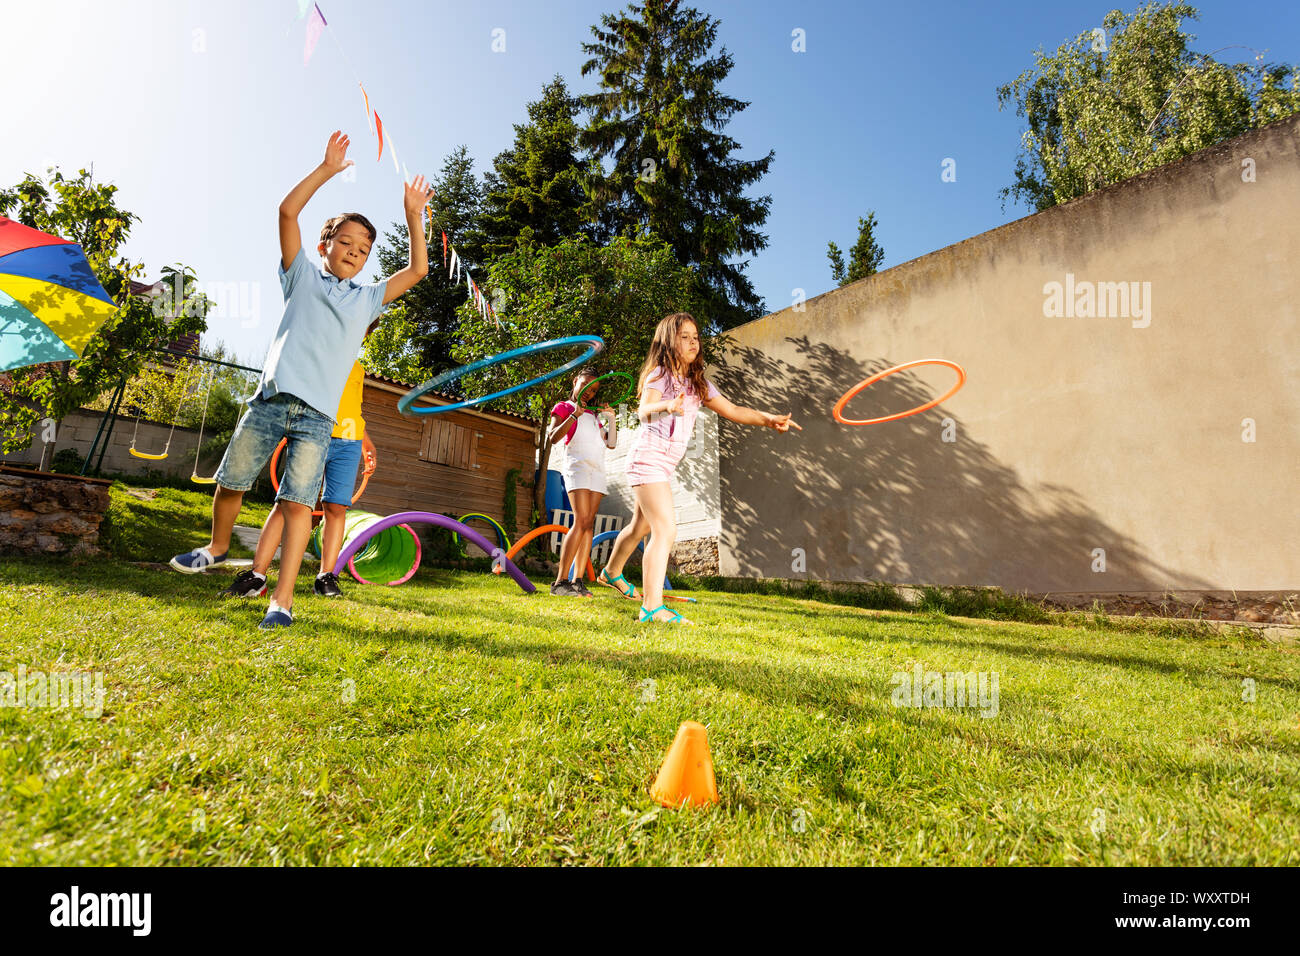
0,216,119,373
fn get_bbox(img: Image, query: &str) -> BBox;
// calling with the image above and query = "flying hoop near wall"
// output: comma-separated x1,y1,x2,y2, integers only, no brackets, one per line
832,359,966,426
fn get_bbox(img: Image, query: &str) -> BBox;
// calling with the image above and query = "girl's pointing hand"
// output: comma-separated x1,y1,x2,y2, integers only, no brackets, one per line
766,412,801,433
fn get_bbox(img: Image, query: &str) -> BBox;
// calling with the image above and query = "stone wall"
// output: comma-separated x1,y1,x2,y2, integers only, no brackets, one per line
0,467,113,557
1033,590,1299,626
671,536,720,576
524,534,720,579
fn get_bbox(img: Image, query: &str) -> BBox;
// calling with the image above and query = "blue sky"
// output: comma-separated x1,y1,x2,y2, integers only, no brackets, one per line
4,0,1297,368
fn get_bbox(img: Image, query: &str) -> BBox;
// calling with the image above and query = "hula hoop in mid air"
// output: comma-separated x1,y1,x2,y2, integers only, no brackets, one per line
397,335,605,417
578,371,636,412
832,359,966,426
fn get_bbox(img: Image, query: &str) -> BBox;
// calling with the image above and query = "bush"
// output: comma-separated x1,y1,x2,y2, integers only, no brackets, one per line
416,522,469,567
49,447,85,475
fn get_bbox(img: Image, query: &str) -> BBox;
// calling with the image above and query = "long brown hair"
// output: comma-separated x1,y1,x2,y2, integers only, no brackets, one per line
638,313,710,400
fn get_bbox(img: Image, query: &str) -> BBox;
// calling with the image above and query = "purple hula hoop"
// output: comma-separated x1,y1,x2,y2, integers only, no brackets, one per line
332,511,536,594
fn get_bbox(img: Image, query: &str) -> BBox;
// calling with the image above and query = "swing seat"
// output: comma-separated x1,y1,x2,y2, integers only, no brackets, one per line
129,448,170,461
190,475,217,485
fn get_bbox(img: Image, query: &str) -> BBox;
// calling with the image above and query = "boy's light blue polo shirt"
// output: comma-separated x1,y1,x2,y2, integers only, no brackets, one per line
252,247,387,422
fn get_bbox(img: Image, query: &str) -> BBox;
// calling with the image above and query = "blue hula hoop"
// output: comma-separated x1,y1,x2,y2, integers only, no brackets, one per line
397,335,605,416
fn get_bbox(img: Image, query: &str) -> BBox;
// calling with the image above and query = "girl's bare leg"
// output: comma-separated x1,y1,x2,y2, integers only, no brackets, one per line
631,481,688,623
558,488,600,588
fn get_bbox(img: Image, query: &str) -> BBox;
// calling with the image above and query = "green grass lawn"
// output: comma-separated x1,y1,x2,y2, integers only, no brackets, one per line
0,486,1297,865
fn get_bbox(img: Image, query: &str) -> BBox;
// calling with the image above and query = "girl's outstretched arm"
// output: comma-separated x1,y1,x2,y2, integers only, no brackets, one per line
703,394,801,432
638,387,684,423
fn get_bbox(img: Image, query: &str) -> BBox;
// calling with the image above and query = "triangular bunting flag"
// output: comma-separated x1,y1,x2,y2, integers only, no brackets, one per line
303,4,327,65
360,84,374,135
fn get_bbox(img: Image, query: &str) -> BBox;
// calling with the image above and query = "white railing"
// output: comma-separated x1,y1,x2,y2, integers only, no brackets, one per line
549,509,625,567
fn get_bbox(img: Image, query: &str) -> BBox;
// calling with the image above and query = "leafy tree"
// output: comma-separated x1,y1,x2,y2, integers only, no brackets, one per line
828,212,886,287
451,234,705,520
0,168,209,454
997,1,1300,211
479,75,594,259
366,146,484,381
113,359,199,426
359,300,427,385
579,0,774,332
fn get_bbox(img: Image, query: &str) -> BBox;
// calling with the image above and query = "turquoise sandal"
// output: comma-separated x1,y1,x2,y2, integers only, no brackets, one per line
599,567,638,600
639,604,684,624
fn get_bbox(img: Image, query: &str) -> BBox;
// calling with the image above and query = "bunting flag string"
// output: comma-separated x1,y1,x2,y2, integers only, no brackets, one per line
302,3,494,323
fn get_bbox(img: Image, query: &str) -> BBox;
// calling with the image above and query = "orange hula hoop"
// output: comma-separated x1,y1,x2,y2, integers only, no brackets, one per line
832,359,966,426
491,523,596,580
269,437,372,518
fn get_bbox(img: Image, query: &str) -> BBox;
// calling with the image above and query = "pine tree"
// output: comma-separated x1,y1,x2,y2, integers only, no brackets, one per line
479,76,593,258
579,0,774,331
828,212,885,287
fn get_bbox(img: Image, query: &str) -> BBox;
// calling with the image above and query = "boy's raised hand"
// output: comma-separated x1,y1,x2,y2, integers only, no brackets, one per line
404,175,433,220
322,131,354,176
382,174,435,306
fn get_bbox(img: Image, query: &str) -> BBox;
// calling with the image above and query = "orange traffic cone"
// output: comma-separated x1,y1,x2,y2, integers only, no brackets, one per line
650,721,718,808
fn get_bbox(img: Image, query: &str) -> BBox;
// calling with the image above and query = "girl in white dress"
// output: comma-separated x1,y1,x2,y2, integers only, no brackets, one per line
546,371,618,597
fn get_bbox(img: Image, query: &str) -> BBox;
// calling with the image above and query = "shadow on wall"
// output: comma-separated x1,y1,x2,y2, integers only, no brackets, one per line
715,336,1213,594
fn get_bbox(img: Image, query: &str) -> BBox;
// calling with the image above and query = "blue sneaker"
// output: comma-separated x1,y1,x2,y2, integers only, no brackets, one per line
169,546,228,574
258,602,294,629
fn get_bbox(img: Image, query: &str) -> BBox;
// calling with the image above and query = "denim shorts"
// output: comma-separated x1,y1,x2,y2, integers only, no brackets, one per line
214,393,333,509
320,437,363,506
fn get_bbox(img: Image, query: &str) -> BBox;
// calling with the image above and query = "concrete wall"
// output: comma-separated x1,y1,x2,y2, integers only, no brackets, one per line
715,114,1300,593
2,409,212,480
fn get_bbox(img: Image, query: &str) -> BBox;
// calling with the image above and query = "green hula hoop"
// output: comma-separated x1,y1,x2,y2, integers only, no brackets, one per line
579,371,636,412
451,513,511,553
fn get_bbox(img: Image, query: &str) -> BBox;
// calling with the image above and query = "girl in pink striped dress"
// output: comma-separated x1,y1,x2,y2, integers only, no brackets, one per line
599,312,801,624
